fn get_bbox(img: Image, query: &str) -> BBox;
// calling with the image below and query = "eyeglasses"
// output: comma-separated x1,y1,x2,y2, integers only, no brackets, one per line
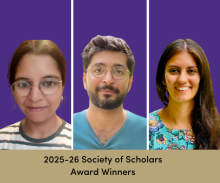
11,78,62,97
86,63,131,80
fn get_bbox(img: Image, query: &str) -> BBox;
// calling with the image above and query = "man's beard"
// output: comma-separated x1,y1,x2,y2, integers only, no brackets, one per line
87,84,127,110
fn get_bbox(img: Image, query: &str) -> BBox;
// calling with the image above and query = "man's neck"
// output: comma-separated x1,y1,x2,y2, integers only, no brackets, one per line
86,102,127,145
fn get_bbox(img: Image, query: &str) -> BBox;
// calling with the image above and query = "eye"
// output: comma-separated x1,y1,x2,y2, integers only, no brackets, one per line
187,69,196,74
41,81,58,87
43,81,53,86
113,67,125,76
169,69,179,73
94,69,104,73
114,70,124,75
92,66,105,76
17,81,29,88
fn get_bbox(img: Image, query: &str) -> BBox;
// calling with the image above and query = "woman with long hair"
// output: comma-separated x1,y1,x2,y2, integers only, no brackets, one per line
0,40,71,150
149,39,220,150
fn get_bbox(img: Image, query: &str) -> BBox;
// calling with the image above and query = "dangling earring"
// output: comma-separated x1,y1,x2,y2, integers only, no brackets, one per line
61,96,63,100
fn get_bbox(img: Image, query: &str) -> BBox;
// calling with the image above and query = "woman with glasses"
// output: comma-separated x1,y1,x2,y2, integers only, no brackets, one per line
149,39,220,150
0,40,71,150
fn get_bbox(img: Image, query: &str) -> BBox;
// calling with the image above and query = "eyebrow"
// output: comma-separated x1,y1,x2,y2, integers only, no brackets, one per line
15,77,29,82
42,75,60,79
15,75,60,81
94,63,105,66
94,63,125,67
167,65,198,68
113,63,125,67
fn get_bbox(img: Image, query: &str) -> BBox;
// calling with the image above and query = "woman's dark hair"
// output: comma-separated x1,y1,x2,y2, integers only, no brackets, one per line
8,40,66,86
156,39,220,149
81,35,135,76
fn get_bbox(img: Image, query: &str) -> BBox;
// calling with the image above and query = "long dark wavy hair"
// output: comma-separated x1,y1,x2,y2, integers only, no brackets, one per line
156,39,220,149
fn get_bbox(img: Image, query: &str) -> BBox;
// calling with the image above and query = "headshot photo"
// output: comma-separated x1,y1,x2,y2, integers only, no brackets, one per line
0,1,71,150
0,40,71,150
74,35,146,150
74,1,146,150
149,39,220,150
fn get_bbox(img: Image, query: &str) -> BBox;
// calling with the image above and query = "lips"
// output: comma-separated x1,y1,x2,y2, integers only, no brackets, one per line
27,106,47,112
96,85,120,94
100,89,115,94
175,86,191,92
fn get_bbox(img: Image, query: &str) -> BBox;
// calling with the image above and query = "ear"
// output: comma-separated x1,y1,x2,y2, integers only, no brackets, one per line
127,76,133,93
83,72,87,90
162,75,166,86
11,92,17,110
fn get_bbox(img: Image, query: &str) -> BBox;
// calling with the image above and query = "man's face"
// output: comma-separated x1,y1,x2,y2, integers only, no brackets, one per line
83,50,133,109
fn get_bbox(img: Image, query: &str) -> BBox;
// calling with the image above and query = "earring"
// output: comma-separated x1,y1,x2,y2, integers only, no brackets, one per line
61,96,63,100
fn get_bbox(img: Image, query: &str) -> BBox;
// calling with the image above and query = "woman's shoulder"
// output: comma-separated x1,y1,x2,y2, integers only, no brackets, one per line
0,121,21,133
0,121,22,149
149,109,161,119
149,109,165,134
59,119,72,135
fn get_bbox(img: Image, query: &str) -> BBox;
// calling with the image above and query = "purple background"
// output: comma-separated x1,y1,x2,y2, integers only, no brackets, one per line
150,0,220,113
0,0,71,129
74,0,147,118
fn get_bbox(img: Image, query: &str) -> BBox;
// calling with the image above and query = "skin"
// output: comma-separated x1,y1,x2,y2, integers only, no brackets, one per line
14,54,63,139
83,50,133,145
160,51,200,129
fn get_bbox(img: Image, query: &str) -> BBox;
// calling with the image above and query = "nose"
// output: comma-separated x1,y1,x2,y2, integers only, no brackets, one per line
28,85,44,102
102,69,114,85
178,71,187,84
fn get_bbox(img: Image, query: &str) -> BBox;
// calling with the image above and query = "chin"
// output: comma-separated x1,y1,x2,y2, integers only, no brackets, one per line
100,95,115,100
26,116,46,123
175,97,194,103
26,112,54,123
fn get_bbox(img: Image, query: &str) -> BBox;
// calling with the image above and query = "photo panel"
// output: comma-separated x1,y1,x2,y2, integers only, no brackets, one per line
74,0,147,149
149,0,220,150
0,1,71,132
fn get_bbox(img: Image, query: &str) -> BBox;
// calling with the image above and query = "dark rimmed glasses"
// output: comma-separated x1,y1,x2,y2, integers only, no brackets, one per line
11,78,62,97
86,63,131,80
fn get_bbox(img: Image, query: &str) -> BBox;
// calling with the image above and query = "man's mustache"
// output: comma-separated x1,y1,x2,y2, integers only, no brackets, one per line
95,85,120,94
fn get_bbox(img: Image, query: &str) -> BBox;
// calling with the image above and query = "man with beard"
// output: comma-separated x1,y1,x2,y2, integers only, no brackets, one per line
74,35,146,149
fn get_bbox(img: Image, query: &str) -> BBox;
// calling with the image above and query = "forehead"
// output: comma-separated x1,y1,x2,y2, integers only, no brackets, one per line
166,52,197,67
15,54,61,80
89,50,127,67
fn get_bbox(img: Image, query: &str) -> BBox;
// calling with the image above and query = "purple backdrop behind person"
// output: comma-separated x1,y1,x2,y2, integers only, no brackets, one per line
0,0,71,129
150,0,220,113
74,0,147,117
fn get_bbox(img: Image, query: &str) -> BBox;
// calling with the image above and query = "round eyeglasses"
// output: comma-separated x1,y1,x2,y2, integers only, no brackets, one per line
86,63,131,80
10,78,62,97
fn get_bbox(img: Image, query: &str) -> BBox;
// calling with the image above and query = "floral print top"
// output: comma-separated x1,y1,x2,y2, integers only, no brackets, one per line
149,110,195,150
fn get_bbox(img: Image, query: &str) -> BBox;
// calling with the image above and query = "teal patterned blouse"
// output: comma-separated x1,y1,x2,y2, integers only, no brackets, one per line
149,110,195,150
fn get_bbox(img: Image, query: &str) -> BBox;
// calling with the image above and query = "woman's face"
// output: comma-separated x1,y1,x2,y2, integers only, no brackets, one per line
13,54,63,123
164,51,200,104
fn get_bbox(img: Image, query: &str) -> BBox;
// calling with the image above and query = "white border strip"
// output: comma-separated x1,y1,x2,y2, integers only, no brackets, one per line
71,0,74,149
146,0,149,150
